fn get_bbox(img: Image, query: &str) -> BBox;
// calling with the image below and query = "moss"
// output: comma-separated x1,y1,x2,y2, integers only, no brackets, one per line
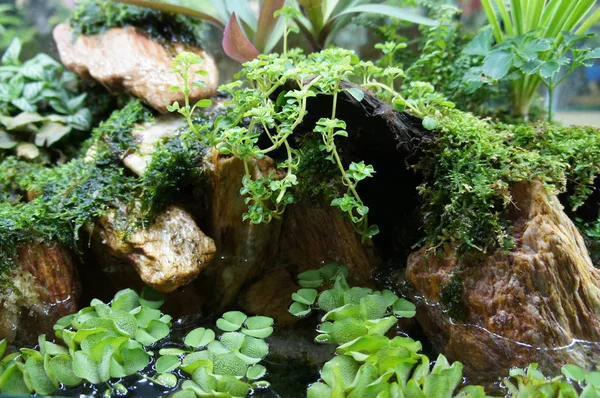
439,274,465,320
294,135,344,202
86,99,154,164
0,101,151,284
418,109,600,254
69,0,203,43
139,129,207,221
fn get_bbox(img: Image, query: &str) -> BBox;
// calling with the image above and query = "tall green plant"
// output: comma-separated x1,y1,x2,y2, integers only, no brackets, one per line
476,0,600,119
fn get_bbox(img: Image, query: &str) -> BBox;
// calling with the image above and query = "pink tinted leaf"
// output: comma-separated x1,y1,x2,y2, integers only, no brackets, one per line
223,12,260,63
254,0,285,52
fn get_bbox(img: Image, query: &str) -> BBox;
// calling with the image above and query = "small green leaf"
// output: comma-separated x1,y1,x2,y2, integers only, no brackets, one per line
291,288,318,305
184,328,215,348
562,364,586,382
246,364,267,380
48,355,81,387
155,373,178,387
73,351,101,384
216,311,247,332
345,87,365,102
155,355,181,373
422,116,438,131
392,298,416,318
482,50,514,80
289,302,311,317
24,356,57,395
0,339,6,358
121,347,150,375
111,289,140,312
586,371,600,387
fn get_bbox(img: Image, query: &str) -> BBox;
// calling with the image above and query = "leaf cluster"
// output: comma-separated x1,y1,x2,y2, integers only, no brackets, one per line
164,311,274,398
505,363,600,397
0,4,35,52
0,39,91,160
289,264,487,398
0,288,170,396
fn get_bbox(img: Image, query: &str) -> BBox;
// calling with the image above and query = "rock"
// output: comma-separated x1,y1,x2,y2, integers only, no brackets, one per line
53,24,218,113
122,115,187,176
238,268,299,325
278,200,377,286
193,150,283,310
405,180,600,381
91,203,216,293
0,243,80,345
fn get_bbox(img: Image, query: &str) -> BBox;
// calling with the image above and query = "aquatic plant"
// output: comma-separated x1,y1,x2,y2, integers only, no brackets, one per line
111,0,435,62
288,264,488,397
0,288,170,396
167,312,273,397
0,39,91,160
465,0,600,119
0,288,273,397
506,363,600,397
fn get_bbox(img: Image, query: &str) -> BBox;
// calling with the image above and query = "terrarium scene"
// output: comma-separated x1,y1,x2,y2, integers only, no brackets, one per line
2,0,600,397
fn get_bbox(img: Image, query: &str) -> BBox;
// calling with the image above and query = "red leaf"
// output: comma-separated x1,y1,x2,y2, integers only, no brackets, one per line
222,12,261,63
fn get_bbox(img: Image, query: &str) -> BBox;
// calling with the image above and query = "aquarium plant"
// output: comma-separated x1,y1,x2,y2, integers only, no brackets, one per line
0,39,91,160
111,0,435,62
465,0,600,119
0,288,273,397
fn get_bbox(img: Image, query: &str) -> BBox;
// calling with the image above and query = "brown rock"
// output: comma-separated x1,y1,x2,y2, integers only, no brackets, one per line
91,203,216,293
194,150,283,310
53,24,218,113
0,243,80,345
278,200,377,286
238,268,299,325
405,180,600,380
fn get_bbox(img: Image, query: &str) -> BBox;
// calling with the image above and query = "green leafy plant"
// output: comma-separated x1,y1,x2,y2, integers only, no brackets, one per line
0,39,91,160
0,4,35,52
467,0,600,119
164,311,274,397
288,263,488,398
111,0,435,62
504,363,600,397
0,288,170,396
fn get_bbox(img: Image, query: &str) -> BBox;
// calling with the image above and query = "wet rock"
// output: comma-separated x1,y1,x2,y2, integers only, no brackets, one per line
91,203,216,293
238,268,299,325
405,180,600,381
278,200,377,285
194,150,283,310
0,243,80,345
53,24,218,113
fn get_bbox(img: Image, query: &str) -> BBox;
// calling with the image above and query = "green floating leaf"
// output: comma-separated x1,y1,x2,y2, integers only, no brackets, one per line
217,311,248,332
159,348,187,356
213,353,247,377
319,263,340,280
184,327,216,348
135,320,170,346
298,270,324,288
140,286,166,309
155,355,181,373
239,336,269,361
289,302,312,317
217,374,250,396
220,332,246,352
242,316,274,339
247,364,267,380
562,364,586,382
0,364,30,395
48,355,81,386
330,318,368,344
111,310,138,337
0,339,7,358
155,373,178,387
73,351,101,384
291,288,318,305
181,351,213,374
586,371,600,387
392,298,416,318
24,356,57,395
121,347,150,375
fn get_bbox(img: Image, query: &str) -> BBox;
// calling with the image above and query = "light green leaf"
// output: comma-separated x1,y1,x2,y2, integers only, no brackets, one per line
216,311,247,332
482,50,514,80
246,364,266,380
121,347,150,375
292,288,318,305
289,301,311,317
155,355,181,373
47,355,81,386
73,351,101,384
184,327,215,348
392,298,416,318
111,289,140,312
562,364,586,382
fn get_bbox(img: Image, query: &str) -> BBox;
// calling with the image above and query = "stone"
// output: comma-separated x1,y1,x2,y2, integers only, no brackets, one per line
0,243,80,345
278,200,377,286
91,203,216,293
405,180,600,381
53,24,218,113
193,150,283,310
238,268,299,326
